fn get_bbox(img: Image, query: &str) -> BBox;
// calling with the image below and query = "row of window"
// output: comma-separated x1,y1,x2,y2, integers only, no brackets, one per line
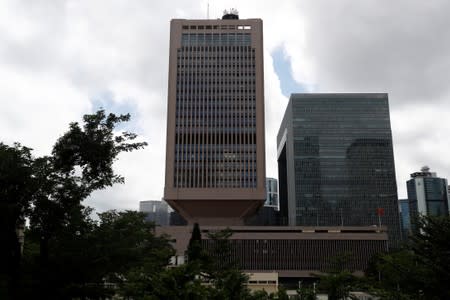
178,46,255,52
176,126,256,132
175,117,256,123
176,85,256,91
176,105,257,111
176,91,256,96
176,77,256,82
176,95,256,100
182,33,251,46
176,111,256,117
177,68,256,73
177,52,255,58
175,129,257,135
175,163,258,170
174,180,257,189
175,144,256,150
174,169,257,188
181,25,252,30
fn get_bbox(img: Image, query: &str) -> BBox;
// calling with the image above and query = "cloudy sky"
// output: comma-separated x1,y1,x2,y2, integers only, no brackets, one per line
1,0,449,212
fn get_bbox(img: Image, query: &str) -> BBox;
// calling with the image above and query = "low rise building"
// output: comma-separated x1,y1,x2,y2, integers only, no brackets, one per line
156,225,388,283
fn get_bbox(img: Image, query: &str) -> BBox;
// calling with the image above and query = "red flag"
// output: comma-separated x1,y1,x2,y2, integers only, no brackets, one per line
376,208,385,216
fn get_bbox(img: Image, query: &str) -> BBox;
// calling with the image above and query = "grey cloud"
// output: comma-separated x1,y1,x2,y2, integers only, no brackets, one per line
2,0,449,210
296,1,450,105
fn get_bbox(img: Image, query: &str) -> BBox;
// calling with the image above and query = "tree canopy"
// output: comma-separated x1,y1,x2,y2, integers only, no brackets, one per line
1,109,148,299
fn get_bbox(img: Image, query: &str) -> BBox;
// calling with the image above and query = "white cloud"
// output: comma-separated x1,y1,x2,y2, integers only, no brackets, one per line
1,0,449,213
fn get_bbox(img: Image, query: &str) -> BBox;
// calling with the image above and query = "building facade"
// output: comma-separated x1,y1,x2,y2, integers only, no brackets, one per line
277,93,401,244
398,198,411,239
265,177,279,210
407,166,449,219
243,177,280,226
164,12,266,225
157,225,388,280
139,200,170,226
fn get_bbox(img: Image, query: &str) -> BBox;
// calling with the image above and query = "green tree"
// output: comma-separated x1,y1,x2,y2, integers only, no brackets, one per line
202,228,253,300
0,143,34,299
187,223,204,263
29,110,147,299
149,263,212,300
0,109,147,299
318,271,356,300
366,215,450,299
410,215,450,299
97,211,174,299
316,253,358,300
297,285,317,300
152,226,255,299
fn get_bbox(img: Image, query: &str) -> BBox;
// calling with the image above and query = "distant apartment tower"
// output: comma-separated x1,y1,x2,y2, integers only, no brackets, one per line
164,11,266,225
277,93,401,243
139,200,169,226
407,166,450,218
265,177,279,210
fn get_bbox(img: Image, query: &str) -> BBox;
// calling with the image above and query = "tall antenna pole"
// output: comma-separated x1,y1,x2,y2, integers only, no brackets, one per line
207,2,209,19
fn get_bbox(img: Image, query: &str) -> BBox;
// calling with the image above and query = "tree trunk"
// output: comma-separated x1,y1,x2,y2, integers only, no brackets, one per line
39,234,50,299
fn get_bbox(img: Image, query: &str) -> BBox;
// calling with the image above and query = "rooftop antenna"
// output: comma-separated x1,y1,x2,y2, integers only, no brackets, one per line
207,2,209,19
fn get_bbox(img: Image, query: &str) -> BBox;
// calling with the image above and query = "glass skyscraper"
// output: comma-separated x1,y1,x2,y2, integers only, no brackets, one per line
277,93,401,243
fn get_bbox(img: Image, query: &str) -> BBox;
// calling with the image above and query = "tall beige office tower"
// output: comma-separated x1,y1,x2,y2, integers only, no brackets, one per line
164,10,266,225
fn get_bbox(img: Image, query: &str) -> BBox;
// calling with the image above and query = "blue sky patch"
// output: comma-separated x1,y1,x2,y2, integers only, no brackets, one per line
271,46,309,97
90,90,139,132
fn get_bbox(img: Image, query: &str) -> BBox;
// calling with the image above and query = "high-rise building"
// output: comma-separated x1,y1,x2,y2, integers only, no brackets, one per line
277,93,401,243
164,11,266,225
407,166,449,218
398,198,411,239
243,177,280,226
139,200,170,226
265,177,279,210
448,185,450,203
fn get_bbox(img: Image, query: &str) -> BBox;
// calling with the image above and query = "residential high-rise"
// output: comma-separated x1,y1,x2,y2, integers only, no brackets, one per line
164,11,266,225
407,166,449,218
277,93,401,243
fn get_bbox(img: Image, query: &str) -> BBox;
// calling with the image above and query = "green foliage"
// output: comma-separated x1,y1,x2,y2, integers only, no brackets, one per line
187,223,204,263
313,252,359,300
277,286,290,300
52,110,147,190
21,209,174,299
151,226,260,300
365,215,450,299
1,110,151,298
0,143,34,299
1,109,269,299
318,271,356,300
206,228,235,271
297,285,317,300
210,268,251,300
